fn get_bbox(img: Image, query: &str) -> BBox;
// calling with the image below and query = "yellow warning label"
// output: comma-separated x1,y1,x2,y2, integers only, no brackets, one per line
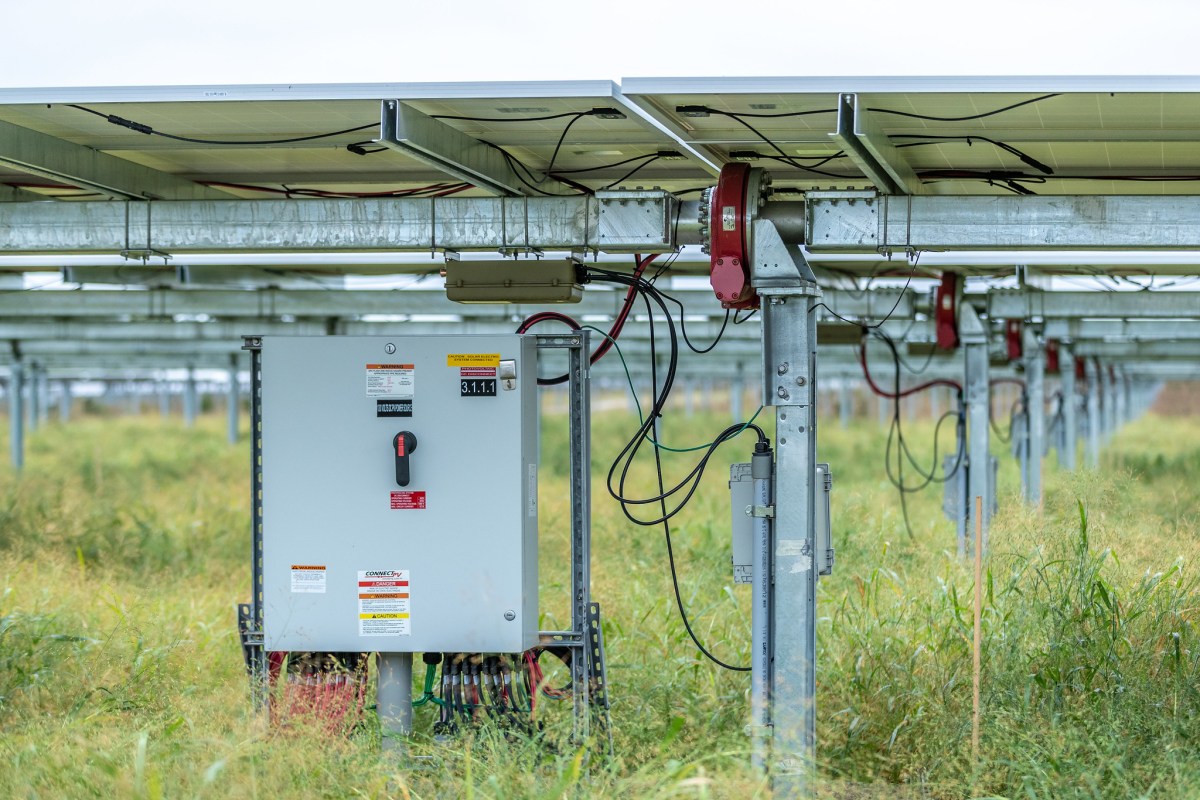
359,613,410,619
447,353,500,367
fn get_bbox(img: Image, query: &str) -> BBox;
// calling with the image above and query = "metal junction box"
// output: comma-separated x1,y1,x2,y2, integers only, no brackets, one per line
260,335,539,654
730,462,833,582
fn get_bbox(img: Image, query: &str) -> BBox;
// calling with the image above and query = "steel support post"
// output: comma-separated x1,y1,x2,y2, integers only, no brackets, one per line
377,652,414,752
760,285,820,794
838,380,852,429
565,333,593,740
1059,343,1077,471
1122,371,1134,423
1085,360,1101,468
1114,366,1128,429
750,444,774,773
58,381,71,423
1099,363,1114,443
27,362,40,433
732,364,745,423
157,380,170,417
227,354,239,445
9,361,24,470
1023,326,1045,505
962,305,991,555
37,367,49,426
184,368,198,428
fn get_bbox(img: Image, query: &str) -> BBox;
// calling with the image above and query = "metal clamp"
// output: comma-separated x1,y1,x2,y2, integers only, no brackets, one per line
746,504,775,519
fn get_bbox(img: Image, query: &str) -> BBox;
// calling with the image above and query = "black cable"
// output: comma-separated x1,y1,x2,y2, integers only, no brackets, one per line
867,93,1060,122
892,134,1053,175
653,289,731,354
644,310,750,672
809,255,920,328
552,153,659,175
67,104,376,146
602,155,661,189
431,111,584,123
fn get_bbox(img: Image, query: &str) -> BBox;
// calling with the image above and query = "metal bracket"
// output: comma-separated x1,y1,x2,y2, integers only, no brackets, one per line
746,504,775,519
241,335,264,351
236,602,263,674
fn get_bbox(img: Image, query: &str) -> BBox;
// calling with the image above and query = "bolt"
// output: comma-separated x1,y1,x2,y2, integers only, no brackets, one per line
504,610,516,621
385,343,396,354
777,362,790,375
795,376,806,386
777,387,790,400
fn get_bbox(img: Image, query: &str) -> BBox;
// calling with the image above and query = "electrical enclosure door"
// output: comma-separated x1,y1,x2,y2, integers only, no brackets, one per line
260,335,539,653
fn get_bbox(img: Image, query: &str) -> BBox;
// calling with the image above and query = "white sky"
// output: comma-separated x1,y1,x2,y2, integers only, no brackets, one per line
3,0,1199,87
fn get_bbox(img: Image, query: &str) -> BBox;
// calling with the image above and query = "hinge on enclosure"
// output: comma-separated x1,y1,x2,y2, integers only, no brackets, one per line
745,504,775,519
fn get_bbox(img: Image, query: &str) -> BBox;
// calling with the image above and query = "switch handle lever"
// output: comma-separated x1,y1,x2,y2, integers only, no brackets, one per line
392,431,418,487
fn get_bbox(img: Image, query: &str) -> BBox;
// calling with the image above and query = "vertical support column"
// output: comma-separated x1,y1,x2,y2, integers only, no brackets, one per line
1114,366,1128,430
37,366,50,426
1099,362,1113,443
1023,326,1045,505
1059,344,1077,471
760,285,820,795
561,332,593,739
158,379,170,417
377,652,414,751
1122,370,1134,422
184,367,198,428
961,305,990,555
243,338,267,711
930,385,942,422
1085,359,1101,468
684,378,695,418
750,443,774,773
227,354,240,445
58,381,72,424
27,362,40,433
9,361,25,471
732,363,745,423
838,380,852,429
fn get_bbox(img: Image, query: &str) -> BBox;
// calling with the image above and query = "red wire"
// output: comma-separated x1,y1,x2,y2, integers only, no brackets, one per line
858,340,962,398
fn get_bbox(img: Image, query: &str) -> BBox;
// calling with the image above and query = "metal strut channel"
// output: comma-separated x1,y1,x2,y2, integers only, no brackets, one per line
241,335,268,712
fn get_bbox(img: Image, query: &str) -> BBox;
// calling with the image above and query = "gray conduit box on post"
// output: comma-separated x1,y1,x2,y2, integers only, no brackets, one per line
730,462,834,581
259,334,540,654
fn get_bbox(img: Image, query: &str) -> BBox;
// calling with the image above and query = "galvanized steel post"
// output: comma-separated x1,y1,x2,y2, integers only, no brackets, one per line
961,305,991,555
1058,343,1077,471
1023,326,1045,505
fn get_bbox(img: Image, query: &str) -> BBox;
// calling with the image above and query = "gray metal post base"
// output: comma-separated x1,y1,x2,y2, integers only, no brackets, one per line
377,652,414,753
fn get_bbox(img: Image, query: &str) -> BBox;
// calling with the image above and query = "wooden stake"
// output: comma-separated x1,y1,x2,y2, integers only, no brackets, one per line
972,494,983,763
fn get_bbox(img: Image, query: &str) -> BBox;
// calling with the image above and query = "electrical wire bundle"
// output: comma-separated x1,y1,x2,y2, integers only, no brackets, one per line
423,648,582,739
269,651,370,734
858,329,966,538
516,256,759,672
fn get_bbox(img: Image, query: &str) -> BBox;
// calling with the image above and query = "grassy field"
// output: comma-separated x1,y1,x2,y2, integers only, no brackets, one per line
1,401,1199,799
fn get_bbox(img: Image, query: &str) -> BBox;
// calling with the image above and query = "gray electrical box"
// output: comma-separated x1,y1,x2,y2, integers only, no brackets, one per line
730,462,833,582
260,335,539,654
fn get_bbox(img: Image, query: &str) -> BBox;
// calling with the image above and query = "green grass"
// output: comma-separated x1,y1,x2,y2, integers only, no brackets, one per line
1,407,1199,798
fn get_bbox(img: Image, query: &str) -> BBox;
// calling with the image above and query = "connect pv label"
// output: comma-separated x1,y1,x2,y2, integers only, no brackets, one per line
358,569,410,636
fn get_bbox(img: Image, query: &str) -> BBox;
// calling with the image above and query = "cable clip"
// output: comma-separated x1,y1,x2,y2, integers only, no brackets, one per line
745,504,775,519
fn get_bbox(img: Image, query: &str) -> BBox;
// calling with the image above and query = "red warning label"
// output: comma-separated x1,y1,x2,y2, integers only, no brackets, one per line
390,491,426,510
